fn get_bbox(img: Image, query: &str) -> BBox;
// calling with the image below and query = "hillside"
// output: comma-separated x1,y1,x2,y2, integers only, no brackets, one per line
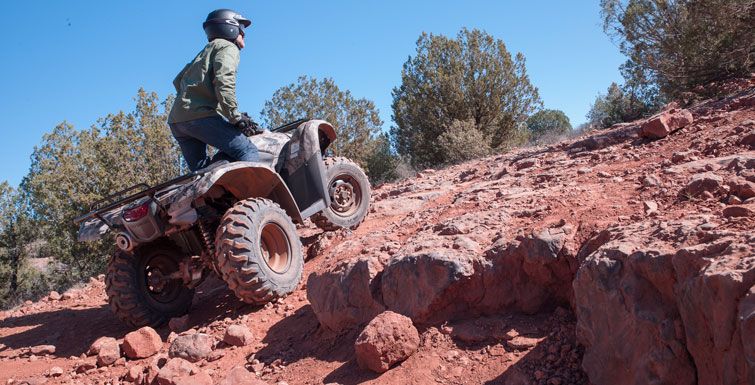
1,80,753,385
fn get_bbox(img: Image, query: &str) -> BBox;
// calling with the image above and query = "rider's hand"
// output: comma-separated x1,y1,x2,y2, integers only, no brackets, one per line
235,113,262,136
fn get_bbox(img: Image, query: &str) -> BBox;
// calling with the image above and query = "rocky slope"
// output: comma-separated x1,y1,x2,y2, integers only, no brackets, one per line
0,80,753,385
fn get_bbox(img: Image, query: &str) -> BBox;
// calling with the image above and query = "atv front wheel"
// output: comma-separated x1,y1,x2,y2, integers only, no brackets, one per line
105,244,194,327
215,198,303,304
312,157,371,231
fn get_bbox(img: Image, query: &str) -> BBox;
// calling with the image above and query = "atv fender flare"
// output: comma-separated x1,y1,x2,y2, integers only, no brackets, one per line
168,162,302,224
300,119,336,152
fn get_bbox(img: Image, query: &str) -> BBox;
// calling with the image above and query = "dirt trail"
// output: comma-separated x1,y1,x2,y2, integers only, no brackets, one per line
1,81,753,385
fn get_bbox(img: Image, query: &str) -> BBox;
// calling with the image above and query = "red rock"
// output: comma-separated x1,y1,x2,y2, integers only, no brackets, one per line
122,327,162,359
30,345,56,356
684,172,723,197
722,204,754,218
47,366,63,377
47,291,61,301
727,178,755,200
218,366,267,385
125,365,144,382
168,333,213,363
640,109,693,139
307,257,387,331
87,336,117,356
223,325,253,347
355,311,420,373
155,358,212,385
96,338,121,367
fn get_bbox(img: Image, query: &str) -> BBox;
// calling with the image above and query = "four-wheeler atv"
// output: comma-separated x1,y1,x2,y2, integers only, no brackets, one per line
74,119,371,327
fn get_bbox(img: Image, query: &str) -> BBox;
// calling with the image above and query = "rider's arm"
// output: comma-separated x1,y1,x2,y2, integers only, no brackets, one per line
212,45,243,124
172,63,190,93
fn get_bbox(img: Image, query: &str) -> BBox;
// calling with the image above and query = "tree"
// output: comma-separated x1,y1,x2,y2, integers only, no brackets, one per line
21,89,182,283
391,28,542,167
260,76,385,171
586,82,659,129
600,0,755,98
526,109,572,139
437,119,492,164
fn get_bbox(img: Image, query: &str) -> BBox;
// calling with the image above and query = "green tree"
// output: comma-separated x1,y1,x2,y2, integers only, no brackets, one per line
21,89,181,283
0,182,37,306
260,76,385,170
437,119,492,164
391,28,542,167
526,109,572,139
601,0,755,98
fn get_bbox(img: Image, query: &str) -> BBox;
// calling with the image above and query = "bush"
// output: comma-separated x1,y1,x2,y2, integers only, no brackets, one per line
437,120,492,165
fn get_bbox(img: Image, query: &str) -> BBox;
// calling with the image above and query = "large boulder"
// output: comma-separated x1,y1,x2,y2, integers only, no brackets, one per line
355,311,420,373
574,219,755,385
168,333,213,363
223,325,253,347
307,257,386,331
640,109,693,139
672,238,755,385
380,250,480,324
684,172,724,198
122,327,162,359
573,222,696,385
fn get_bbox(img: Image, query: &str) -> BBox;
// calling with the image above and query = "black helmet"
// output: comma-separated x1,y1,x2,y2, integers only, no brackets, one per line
203,9,251,42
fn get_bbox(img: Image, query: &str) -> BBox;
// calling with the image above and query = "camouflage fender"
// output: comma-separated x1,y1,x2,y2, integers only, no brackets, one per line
167,162,303,223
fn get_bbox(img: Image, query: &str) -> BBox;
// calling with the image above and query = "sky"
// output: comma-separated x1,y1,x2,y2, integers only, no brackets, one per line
0,1,625,186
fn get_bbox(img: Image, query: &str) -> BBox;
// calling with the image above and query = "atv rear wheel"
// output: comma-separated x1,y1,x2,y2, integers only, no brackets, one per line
312,157,371,231
105,244,194,327
215,198,303,304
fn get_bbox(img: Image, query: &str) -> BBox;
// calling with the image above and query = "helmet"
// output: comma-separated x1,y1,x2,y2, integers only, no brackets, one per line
203,9,251,42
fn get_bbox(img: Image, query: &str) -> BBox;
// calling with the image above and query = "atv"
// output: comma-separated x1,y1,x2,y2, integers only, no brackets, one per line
74,119,370,327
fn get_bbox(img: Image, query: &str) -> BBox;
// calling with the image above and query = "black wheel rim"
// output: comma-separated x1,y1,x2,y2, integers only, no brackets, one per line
328,173,362,218
142,254,182,305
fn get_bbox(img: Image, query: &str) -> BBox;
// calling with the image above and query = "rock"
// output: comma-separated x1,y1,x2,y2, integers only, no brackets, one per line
168,315,190,333
740,132,755,149
218,366,267,385
727,178,755,200
223,325,253,347
640,109,693,139
47,367,63,377
722,204,754,218
29,345,55,356
577,167,592,175
122,327,162,359
307,257,387,331
514,158,539,170
683,172,723,198
354,311,420,373
381,250,478,324
574,219,754,385
168,333,213,363
125,365,144,382
47,291,61,301
597,171,612,178
87,336,117,356
643,201,659,215
96,338,121,367
75,362,96,373
155,358,212,385
640,174,660,188
507,336,542,350
574,222,696,385
672,237,755,385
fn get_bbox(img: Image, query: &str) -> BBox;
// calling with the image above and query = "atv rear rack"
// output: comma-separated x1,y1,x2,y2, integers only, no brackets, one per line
73,173,198,226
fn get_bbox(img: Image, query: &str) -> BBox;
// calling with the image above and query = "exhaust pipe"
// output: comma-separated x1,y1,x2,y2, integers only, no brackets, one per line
115,232,134,252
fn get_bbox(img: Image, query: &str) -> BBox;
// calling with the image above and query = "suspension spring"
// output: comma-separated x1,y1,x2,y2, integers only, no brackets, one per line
197,220,215,256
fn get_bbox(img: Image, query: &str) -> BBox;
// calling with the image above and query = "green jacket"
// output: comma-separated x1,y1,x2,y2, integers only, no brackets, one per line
168,39,243,124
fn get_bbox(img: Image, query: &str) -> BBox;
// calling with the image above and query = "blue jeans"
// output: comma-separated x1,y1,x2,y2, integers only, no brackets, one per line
170,115,259,171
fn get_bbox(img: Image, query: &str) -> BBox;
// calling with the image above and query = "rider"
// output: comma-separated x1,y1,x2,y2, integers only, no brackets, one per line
168,9,260,171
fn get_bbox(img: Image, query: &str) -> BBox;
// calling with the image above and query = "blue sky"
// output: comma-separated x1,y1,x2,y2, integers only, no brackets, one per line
0,1,625,186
